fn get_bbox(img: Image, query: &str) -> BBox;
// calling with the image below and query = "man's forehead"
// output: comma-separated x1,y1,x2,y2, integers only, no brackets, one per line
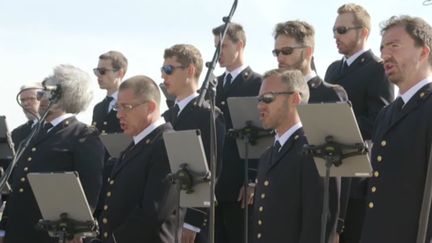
98,58,113,67
20,89,39,96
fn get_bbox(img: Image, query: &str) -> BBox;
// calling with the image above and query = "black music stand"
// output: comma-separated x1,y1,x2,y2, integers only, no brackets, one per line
227,97,273,243
163,130,211,243
27,172,98,243
0,116,14,194
298,102,371,243
164,130,211,207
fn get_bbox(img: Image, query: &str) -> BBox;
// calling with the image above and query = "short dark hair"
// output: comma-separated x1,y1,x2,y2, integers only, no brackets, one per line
99,50,128,73
381,15,432,65
119,75,161,106
212,22,246,45
164,44,203,80
273,20,315,47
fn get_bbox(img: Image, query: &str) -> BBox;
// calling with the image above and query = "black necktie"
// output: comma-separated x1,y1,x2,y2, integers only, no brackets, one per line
27,119,34,127
273,141,281,153
37,122,53,139
224,73,232,89
270,141,281,164
104,96,114,113
171,104,180,125
340,61,349,74
391,97,404,123
120,142,135,161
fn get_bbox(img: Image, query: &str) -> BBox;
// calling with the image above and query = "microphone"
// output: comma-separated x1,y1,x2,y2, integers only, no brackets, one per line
43,84,58,92
42,80,62,102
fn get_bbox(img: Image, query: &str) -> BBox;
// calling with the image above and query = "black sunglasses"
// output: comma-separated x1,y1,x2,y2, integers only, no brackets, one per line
333,26,363,35
161,65,186,75
272,46,306,57
257,91,295,104
93,68,118,76
36,90,51,101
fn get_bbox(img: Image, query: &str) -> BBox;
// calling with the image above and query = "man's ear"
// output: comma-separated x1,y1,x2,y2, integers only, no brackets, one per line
118,68,126,79
187,64,195,79
147,100,157,113
361,27,370,39
420,45,431,63
236,40,245,51
292,92,302,105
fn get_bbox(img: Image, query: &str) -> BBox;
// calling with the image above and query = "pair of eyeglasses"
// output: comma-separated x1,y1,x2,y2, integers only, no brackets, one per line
113,102,147,112
272,46,306,57
36,90,51,101
333,26,363,35
160,65,187,75
257,91,295,104
93,68,118,76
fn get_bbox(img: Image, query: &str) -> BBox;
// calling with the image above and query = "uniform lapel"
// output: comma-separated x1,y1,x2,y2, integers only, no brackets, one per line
308,76,322,90
175,97,196,127
33,117,75,145
264,129,303,174
110,124,166,176
334,50,373,82
382,83,432,136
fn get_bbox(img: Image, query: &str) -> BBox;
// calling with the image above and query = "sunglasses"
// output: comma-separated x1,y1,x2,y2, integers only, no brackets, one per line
272,46,306,57
93,68,118,76
333,26,363,35
160,65,186,75
257,91,295,104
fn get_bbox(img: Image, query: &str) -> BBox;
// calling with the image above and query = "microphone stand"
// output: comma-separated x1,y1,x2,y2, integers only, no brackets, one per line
194,1,238,243
227,121,273,243
303,136,367,243
0,88,60,193
165,163,210,243
416,142,432,243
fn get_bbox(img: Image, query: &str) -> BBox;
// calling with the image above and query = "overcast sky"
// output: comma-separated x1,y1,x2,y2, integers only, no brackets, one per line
1,0,430,130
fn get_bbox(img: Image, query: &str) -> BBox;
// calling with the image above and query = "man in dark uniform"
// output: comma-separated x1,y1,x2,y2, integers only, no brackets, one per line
97,75,178,243
272,20,348,242
11,83,42,150
252,69,322,243
161,44,225,243
212,22,263,243
360,15,432,243
92,51,127,219
92,50,127,134
0,65,105,243
324,4,394,242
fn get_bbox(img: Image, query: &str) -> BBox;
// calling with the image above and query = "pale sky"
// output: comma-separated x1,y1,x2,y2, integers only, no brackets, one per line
1,0,430,130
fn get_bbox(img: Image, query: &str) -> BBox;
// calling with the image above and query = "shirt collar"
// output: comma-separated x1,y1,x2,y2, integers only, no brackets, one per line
175,92,199,114
344,49,368,66
399,77,432,105
225,64,248,84
275,122,302,148
30,118,38,127
49,113,74,127
109,91,118,101
133,117,165,145
304,71,317,83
